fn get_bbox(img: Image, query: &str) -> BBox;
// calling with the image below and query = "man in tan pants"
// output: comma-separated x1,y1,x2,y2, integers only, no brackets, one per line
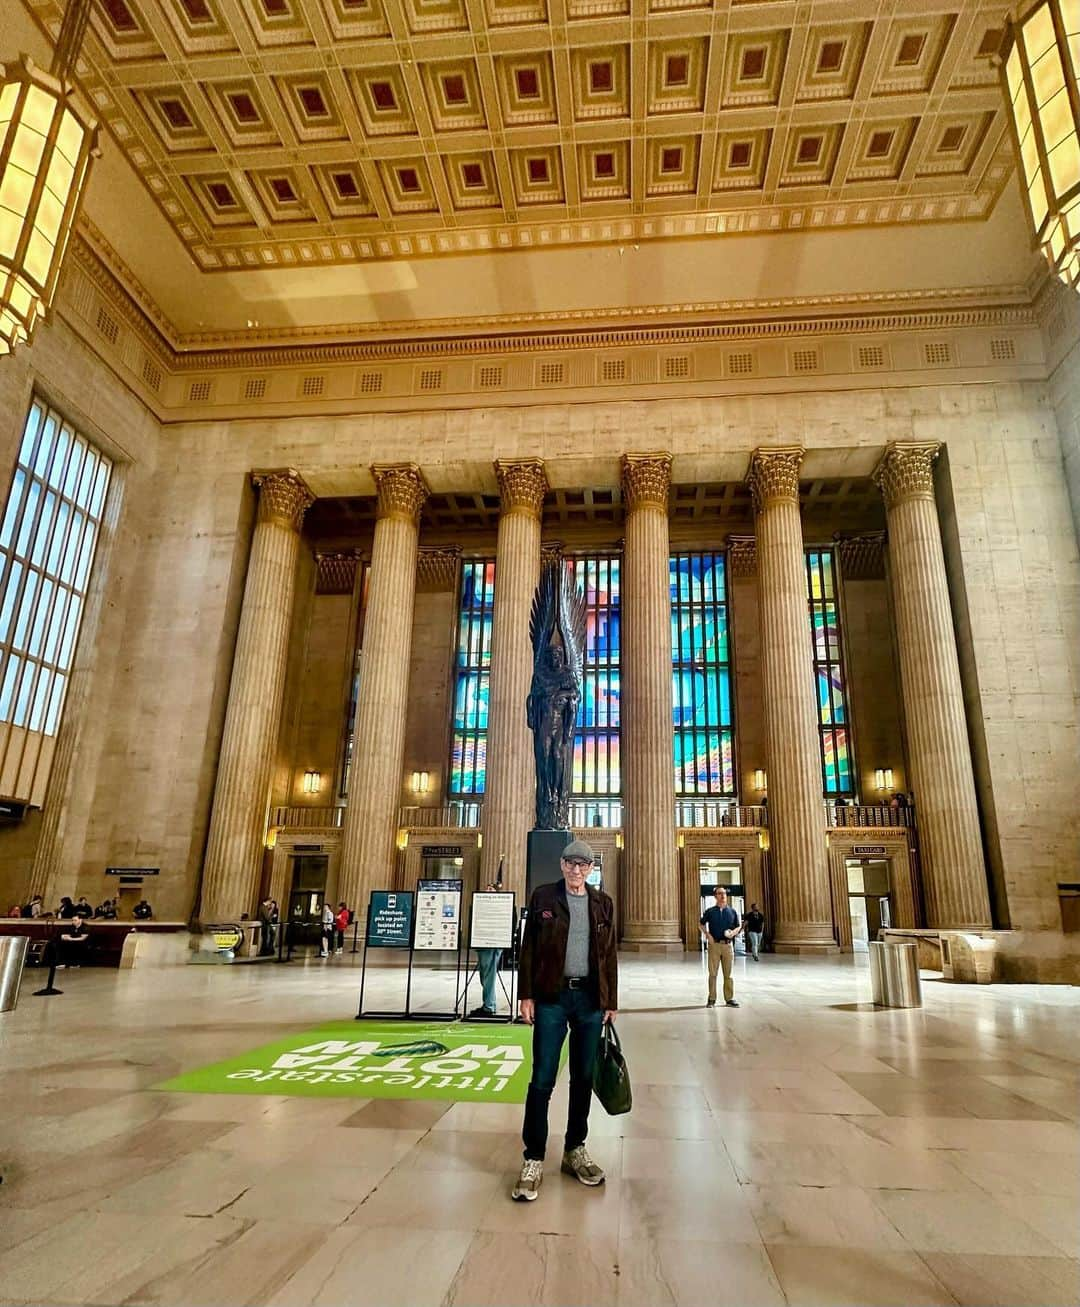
699,886,741,1008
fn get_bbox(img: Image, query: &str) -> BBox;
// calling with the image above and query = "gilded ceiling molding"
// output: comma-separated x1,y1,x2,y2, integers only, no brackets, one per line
726,535,758,579
495,458,548,520
252,469,314,533
373,463,428,526
315,551,361,596
835,533,886,581
416,547,462,592
748,448,805,516
621,452,673,514
873,443,941,510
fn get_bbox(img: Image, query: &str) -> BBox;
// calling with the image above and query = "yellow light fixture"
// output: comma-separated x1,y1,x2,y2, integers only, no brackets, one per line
874,767,894,792
614,832,623,849
302,769,321,795
758,830,770,851
265,828,277,851
1000,1,1080,289
753,768,767,792
0,0,99,354
411,770,430,794
395,828,408,851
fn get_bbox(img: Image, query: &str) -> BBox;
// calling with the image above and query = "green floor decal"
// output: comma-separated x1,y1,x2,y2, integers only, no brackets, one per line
156,1021,541,1103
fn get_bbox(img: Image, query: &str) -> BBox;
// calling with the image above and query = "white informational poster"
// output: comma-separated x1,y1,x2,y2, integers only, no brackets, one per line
414,879,462,951
469,891,515,951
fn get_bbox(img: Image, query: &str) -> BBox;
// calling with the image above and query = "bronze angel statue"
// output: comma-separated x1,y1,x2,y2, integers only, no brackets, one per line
527,557,587,830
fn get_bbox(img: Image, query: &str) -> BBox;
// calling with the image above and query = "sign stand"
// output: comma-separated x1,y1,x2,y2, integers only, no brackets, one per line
356,890,415,1020
405,879,463,1022
461,890,517,1022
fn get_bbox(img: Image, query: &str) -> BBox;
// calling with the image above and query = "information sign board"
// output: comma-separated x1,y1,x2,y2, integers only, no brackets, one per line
414,879,462,951
469,891,515,951
366,891,414,949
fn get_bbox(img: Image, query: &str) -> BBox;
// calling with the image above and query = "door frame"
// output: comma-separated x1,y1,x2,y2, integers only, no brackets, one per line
827,830,918,951
679,830,765,952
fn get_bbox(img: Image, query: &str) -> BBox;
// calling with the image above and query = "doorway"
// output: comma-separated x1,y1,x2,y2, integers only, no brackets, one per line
288,854,328,946
846,858,892,953
698,856,746,956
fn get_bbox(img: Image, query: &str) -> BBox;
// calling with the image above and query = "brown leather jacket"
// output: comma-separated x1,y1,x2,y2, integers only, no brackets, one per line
518,879,618,1009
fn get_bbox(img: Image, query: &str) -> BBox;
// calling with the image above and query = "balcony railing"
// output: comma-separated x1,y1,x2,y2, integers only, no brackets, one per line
268,799,914,836
676,801,767,828
398,801,482,829
825,802,915,829
269,806,344,829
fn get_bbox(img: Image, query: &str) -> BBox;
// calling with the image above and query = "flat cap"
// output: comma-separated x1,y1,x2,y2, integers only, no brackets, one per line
561,839,595,864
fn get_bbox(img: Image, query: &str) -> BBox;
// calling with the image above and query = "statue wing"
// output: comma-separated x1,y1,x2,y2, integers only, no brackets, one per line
560,565,588,690
529,557,558,654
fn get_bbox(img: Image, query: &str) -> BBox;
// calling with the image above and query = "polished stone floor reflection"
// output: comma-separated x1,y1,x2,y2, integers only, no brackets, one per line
0,951,1077,1306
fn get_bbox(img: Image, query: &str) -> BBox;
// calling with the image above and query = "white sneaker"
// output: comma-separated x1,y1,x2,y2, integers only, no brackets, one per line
511,1158,543,1201
561,1145,605,1186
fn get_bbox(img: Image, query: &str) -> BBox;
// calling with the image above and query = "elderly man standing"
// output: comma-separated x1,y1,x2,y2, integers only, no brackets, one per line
512,839,618,1203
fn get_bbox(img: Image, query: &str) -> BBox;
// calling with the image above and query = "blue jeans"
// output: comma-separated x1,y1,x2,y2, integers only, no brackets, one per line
477,948,499,1011
522,988,603,1161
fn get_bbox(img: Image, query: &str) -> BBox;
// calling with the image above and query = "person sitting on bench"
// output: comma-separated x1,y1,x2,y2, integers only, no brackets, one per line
59,916,90,968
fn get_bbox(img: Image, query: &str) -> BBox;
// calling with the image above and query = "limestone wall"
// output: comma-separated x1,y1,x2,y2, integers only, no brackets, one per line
1,352,1078,945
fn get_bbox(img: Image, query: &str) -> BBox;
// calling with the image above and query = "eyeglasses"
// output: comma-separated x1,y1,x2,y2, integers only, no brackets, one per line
565,860,592,869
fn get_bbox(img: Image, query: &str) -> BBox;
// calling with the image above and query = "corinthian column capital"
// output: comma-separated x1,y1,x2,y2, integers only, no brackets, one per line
495,458,548,519
747,447,804,515
252,469,314,532
621,452,672,513
372,463,428,525
874,442,941,510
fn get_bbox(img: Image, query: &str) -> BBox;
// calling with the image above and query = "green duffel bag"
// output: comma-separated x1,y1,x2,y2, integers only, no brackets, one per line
592,1021,632,1115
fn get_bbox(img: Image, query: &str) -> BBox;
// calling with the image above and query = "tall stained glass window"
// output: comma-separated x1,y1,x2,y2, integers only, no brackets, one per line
0,398,112,750
805,547,853,795
670,552,735,797
449,558,494,795
567,555,621,811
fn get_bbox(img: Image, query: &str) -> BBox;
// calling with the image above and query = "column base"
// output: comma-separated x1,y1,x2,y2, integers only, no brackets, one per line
621,922,683,952
772,921,839,954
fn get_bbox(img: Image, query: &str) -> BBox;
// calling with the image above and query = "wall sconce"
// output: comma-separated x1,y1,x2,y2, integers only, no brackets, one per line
411,770,430,794
302,770,321,795
395,828,408,851
758,830,770,852
753,768,767,792
874,767,894,792
615,832,624,850
265,828,277,851
677,833,685,849
476,832,483,850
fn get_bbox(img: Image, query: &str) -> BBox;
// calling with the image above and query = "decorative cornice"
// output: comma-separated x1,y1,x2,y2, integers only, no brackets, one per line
416,547,461,592
748,447,804,515
835,533,886,581
727,535,758,579
495,459,548,519
315,551,360,596
252,469,314,533
621,452,672,514
874,443,941,510
373,463,428,526
65,222,1041,373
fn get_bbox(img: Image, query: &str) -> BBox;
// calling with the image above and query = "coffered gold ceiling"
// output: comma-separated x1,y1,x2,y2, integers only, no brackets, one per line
21,0,1015,275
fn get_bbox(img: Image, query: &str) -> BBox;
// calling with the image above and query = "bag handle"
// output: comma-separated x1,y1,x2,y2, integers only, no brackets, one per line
602,1021,622,1053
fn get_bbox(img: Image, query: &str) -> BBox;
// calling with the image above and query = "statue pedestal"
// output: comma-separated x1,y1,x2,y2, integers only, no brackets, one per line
526,829,571,901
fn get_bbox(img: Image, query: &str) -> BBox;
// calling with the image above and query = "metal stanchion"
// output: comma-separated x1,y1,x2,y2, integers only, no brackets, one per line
350,920,360,954
33,938,63,997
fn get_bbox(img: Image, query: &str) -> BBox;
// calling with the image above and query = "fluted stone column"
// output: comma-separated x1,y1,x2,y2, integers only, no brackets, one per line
339,464,428,917
480,459,548,901
875,443,991,927
621,453,681,950
201,470,314,921
749,448,837,953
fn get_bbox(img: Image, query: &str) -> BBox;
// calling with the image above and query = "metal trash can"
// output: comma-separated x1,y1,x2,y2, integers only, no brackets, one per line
0,936,29,1012
869,940,922,1008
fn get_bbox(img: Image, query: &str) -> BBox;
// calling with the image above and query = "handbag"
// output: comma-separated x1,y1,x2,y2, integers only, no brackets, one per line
592,1021,632,1115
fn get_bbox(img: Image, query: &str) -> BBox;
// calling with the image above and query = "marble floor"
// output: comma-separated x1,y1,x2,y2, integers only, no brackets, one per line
0,949,1077,1307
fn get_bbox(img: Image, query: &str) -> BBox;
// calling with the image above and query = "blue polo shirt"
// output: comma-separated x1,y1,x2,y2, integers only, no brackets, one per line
701,904,740,943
